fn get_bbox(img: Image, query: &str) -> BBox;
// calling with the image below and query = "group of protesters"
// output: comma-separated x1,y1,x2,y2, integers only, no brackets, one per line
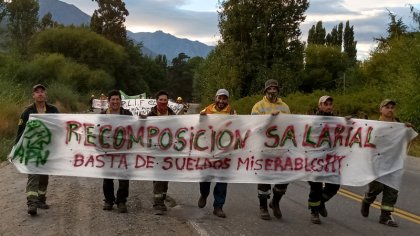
15,81,412,228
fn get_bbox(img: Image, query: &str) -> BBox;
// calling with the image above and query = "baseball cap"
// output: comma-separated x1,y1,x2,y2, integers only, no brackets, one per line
32,84,46,92
264,79,279,92
379,99,396,109
318,95,333,105
215,89,229,98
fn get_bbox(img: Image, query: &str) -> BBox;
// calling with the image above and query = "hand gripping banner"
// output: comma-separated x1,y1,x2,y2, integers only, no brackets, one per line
9,114,417,190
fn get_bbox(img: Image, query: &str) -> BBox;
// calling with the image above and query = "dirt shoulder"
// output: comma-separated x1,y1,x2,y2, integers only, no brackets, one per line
0,162,196,236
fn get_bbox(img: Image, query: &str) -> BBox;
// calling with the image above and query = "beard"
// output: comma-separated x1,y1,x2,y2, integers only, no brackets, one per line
216,101,228,110
266,92,278,101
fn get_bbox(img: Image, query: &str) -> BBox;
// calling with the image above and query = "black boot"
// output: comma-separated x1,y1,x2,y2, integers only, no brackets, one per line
379,210,398,227
361,201,370,217
259,198,270,220
310,209,321,224
38,195,50,209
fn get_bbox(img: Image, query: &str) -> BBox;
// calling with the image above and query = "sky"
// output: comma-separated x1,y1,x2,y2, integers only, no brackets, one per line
60,0,420,60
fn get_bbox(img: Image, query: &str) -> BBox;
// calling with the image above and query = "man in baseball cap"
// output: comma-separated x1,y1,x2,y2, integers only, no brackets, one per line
198,88,235,218
32,84,46,92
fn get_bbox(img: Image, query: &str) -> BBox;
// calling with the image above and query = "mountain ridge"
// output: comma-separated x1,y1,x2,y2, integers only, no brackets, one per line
38,0,214,59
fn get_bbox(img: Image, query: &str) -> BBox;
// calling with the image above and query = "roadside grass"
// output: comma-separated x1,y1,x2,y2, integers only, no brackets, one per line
408,137,420,158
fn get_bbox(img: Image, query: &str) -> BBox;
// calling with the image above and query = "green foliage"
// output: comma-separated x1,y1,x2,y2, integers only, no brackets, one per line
13,53,115,93
362,32,420,127
6,0,39,56
30,27,128,74
301,45,347,92
343,21,357,63
216,0,309,97
90,0,129,46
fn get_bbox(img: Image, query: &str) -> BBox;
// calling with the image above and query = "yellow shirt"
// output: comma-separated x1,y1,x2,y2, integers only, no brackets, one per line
251,96,290,115
201,104,235,115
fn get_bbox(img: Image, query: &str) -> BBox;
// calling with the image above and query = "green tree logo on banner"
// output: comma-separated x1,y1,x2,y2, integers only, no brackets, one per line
12,120,52,166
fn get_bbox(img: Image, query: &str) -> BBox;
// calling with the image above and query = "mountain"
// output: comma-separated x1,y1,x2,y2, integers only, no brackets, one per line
38,0,214,59
39,0,90,26
127,31,214,60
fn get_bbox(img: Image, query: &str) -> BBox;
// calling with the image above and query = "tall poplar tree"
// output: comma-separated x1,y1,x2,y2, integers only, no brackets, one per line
343,20,357,63
90,0,129,46
6,0,39,56
217,0,309,96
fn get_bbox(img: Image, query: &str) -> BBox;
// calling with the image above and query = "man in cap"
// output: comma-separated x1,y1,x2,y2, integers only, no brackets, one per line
251,79,290,220
101,90,133,213
307,95,341,224
197,88,236,218
360,99,413,227
15,84,59,216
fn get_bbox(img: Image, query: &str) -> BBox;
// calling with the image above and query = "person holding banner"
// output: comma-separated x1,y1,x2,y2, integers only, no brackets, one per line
147,90,177,215
307,95,341,224
198,88,236,218
101,90,133,213
361,99,413,227
176,97,189,115
15,84,59,216
251,79,291,220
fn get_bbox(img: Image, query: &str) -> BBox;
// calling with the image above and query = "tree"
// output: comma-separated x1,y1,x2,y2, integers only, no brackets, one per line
217,0,309,97
6,0,39,56
301,45,347,92
307,21,326,45
343,21,357,63
409,4,420,31
90,0,129,46
0,0,6,23
375,11,408,53
39,12,61,30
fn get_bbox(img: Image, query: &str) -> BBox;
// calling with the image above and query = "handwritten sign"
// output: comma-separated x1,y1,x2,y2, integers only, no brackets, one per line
92,98,183,116
9,114,417,190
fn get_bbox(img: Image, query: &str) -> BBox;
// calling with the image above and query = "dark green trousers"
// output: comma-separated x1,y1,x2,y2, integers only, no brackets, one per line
363,180,398,211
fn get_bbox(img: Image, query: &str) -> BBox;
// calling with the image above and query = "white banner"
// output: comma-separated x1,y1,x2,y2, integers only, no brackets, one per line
92,99,183,115
9,114,417,189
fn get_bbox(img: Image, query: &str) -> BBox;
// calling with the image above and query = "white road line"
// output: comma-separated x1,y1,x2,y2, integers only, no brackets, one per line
187,220,210,236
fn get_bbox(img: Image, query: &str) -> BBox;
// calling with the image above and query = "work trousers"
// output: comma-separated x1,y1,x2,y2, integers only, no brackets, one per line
26,174,49,204
308,182,340,209
153,181,168,205
103,179,129,204
200,182,227,208
363,180,398,212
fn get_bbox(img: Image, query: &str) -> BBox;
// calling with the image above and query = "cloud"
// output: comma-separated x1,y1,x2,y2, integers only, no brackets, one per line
61,0,420,59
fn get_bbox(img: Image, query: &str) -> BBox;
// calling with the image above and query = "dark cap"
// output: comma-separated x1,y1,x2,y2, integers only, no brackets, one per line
264,79,279,92
379,99,396,109
32,84,46,92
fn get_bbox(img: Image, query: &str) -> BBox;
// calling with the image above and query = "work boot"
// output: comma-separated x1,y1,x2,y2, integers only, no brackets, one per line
103,201,113,211
379,210,398,227
260,208,271,220
117,202,128,213
38,195,49,209
361,201,370,217
153,204,167,215
311,210,321,224
318,202,328,217
27,203,38,216
198,195,207,208
269,200,282,219
213,207,226,218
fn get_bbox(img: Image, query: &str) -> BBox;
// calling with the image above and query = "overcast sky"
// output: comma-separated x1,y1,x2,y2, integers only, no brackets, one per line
60,0,420,60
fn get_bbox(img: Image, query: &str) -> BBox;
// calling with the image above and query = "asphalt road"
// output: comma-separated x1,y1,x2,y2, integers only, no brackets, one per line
162,156,420,236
